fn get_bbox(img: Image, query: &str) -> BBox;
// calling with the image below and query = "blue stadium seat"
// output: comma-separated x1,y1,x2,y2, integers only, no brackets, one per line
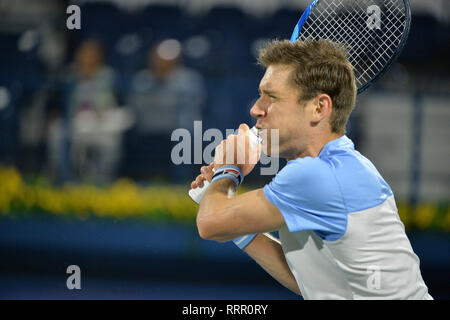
264,8,301,40
400,15,442,62
204,75,259,132
142,5,186,41
0,32,46,100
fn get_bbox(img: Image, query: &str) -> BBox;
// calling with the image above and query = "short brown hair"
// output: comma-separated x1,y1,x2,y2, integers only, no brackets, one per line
258,39,356,134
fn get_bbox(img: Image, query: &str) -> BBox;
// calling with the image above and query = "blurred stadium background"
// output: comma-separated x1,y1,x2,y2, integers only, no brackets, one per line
0,0,449,299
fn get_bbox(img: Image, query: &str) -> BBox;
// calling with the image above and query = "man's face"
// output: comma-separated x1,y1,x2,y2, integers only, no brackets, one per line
250,64,313,159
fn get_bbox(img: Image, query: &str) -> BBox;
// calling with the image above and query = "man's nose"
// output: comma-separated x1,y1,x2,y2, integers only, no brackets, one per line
250,99,266,118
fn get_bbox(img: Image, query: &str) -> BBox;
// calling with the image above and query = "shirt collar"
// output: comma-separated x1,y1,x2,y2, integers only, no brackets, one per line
318,135,354,158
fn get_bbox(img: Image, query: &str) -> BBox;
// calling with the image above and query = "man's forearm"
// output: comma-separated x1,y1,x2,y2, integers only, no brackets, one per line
244,234,302,296
196,179,238,241
204,177,236,200
196,178,300,295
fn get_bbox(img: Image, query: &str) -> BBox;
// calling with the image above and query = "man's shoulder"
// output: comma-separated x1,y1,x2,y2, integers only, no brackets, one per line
271,156,339,197
272,145,393,213
279,156,335,182
321,146,394,212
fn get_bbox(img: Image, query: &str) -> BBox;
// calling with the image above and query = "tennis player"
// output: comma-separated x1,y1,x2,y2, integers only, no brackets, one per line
191,39,432,300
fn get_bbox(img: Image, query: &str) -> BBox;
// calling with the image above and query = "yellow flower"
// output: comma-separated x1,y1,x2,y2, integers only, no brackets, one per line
397,203,411,230
0,165,449,231
414,204,436,230
443,207,450,232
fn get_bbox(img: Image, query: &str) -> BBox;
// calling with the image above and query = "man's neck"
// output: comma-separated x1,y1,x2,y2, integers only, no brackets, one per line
287,132,343,161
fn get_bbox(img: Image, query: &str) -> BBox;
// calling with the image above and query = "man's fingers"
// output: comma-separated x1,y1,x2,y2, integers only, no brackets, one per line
191,174,206,189
191,164,215,189
238,123,250,136
250,143,262,164
201,165,214,181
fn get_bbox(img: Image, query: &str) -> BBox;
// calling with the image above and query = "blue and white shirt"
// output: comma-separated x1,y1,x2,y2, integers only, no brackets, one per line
264,135,432,300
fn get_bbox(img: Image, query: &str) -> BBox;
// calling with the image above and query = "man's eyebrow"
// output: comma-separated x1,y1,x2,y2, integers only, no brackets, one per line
259,88,278,96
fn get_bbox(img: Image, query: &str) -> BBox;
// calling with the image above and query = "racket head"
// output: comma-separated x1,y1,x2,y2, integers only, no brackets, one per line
291,0,412,94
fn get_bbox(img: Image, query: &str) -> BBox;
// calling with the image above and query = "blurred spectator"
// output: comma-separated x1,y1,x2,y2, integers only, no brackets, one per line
48,39,133,183
123,39,205,182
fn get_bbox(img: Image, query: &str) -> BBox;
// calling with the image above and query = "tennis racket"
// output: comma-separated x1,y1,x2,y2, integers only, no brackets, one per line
189,0,411,203
291,0,411,94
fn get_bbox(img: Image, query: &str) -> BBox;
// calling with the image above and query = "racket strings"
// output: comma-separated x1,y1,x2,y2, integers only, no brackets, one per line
297,0,407,90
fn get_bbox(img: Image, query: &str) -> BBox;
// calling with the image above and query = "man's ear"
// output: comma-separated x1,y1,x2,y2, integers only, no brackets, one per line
311,94,332,123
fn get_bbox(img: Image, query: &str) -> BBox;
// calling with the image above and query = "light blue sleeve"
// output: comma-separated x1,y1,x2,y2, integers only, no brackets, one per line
263,157,348,241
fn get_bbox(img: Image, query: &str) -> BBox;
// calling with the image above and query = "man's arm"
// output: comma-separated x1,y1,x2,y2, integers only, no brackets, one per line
244,233,302,296
196,178,286,241
192,166,301,296
196,183,302,295
192,124,301,295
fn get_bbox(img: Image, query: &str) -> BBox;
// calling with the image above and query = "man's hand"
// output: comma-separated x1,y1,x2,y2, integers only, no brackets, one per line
190,162,214,189
214,123,261,176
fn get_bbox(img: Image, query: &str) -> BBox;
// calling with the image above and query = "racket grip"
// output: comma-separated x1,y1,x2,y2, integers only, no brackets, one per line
189,180,210,204
188,126,261,204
